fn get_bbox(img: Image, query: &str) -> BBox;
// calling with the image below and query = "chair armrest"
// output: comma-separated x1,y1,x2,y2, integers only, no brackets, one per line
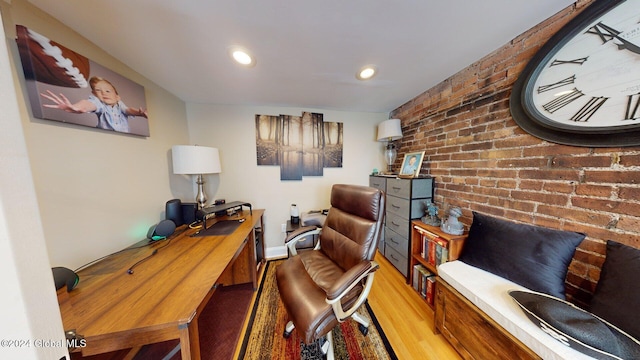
327,261,379,301
285,226,321,256
285,225,319,243
326,261,379,322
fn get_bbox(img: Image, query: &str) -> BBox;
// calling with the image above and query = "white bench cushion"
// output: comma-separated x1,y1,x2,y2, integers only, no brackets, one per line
438,260,596,360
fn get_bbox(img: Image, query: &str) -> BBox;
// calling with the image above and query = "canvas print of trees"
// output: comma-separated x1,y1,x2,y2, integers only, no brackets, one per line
255,112,343,180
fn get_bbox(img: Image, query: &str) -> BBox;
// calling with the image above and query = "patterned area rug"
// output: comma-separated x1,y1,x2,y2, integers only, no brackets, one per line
238,260,397,360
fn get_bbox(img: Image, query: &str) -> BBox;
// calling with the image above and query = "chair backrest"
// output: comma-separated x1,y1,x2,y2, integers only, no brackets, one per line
319,184,385,271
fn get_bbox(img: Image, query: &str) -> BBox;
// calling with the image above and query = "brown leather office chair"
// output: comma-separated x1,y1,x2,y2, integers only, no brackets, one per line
276,184,385,359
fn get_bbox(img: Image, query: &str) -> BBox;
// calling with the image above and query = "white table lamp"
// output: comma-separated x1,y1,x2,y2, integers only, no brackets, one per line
376,119,403,174
172,145,221,209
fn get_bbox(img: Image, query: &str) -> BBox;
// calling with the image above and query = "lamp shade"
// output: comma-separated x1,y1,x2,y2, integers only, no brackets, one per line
376,119,403,142
171,145,221,175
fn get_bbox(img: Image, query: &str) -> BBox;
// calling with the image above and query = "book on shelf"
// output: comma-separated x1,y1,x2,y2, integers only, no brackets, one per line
412,264,435,301
412,264,422,292
435,242,442,266
433,236,448,266
420,231,450,267
428,239,436,266
426,276,436,305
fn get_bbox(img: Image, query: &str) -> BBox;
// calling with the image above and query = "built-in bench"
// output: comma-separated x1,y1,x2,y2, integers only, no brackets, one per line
433,211,640,360
436,260,593,359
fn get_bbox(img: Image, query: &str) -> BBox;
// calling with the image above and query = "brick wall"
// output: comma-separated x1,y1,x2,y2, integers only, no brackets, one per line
390,0,640,307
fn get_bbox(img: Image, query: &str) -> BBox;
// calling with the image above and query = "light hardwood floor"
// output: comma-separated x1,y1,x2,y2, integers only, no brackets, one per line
368,252,461,359
233,251,461,359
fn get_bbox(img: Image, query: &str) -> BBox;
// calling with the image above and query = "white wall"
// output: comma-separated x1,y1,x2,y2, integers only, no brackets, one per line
4,0,192,270
186,104,388,257
0,9,67,360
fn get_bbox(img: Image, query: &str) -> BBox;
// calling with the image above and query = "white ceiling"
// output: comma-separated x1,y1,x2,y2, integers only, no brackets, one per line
28,0,575,114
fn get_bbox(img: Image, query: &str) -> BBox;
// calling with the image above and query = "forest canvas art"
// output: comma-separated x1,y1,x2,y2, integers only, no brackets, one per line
255,112,343,180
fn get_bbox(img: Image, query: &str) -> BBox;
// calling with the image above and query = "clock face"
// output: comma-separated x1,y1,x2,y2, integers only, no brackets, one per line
511,0,640,147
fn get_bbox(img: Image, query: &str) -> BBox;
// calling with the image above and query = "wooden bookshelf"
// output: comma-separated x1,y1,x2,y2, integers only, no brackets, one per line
409,220,467,309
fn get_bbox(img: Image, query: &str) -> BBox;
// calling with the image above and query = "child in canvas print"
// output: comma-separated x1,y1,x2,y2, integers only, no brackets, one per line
41,76,147,133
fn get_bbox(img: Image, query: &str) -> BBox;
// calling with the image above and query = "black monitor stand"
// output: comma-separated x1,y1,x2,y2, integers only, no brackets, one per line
200,201,252,229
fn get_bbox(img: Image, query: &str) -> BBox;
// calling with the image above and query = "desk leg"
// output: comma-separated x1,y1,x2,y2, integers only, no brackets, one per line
179,318,201,360
248,229,257,290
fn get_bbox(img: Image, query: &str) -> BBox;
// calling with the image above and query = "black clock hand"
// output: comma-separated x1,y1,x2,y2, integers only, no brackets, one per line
615,36,640,55
587,22,640,55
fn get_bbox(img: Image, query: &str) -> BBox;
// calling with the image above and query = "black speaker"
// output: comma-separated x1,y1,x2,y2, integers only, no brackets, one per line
181,202,198,224
147,219,176,241
166,199,183,227
52,267,79,292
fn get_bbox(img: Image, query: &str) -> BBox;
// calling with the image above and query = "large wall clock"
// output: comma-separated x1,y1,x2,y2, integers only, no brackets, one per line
510,0,640,147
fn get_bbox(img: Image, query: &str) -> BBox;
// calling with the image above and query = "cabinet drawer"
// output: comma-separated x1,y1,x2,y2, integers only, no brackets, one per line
386,212,409,239
386,178,411,199
386,195,410,218
295,235,315,249
385,228,408,255
369,176,386,192
387,196,429,220
385,245,408,277
412,178,434,198
386,177,434,199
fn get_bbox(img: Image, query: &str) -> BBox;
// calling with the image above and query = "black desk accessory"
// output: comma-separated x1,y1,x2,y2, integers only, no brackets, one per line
192,220,242,237
146,219,176,241
52,267,79,292
199,201,252,229
165,199,184,227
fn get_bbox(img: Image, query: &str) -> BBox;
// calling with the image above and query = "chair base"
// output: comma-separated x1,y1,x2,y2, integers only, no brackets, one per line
283,320,295,338
321,332,333,360
283,311,371,360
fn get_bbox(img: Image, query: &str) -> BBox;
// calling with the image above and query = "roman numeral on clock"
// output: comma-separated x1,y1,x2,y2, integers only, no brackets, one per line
537,75,576,93
586,22,620,44
625,93,640,120
543,88,584,113
570,96,608,122
550,57,588,66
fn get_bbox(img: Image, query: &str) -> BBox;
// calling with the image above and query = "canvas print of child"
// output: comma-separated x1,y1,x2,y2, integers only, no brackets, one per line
41,76,147,133
15,24,150,137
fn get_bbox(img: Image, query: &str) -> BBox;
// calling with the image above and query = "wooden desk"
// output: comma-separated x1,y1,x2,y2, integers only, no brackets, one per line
58,209,264,360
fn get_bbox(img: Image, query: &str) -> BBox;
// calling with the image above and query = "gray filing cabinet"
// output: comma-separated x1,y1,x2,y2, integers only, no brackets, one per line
369,176,387,254
370,175,433,278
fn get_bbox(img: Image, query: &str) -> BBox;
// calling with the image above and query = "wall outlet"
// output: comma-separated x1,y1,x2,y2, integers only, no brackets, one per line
281,223,286,233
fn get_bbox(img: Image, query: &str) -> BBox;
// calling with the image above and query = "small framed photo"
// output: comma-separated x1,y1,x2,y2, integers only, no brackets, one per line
398,151,425,178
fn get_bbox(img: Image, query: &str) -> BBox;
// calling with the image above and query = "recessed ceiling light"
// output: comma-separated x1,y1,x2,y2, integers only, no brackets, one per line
228,46,256,67
356,65,377,80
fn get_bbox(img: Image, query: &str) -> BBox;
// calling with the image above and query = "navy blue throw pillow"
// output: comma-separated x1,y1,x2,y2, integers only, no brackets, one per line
590,240,640,341
510,290,640,360
459,212,585,298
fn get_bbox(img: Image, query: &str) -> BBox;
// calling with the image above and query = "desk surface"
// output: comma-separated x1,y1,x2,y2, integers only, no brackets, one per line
59,209,264,358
